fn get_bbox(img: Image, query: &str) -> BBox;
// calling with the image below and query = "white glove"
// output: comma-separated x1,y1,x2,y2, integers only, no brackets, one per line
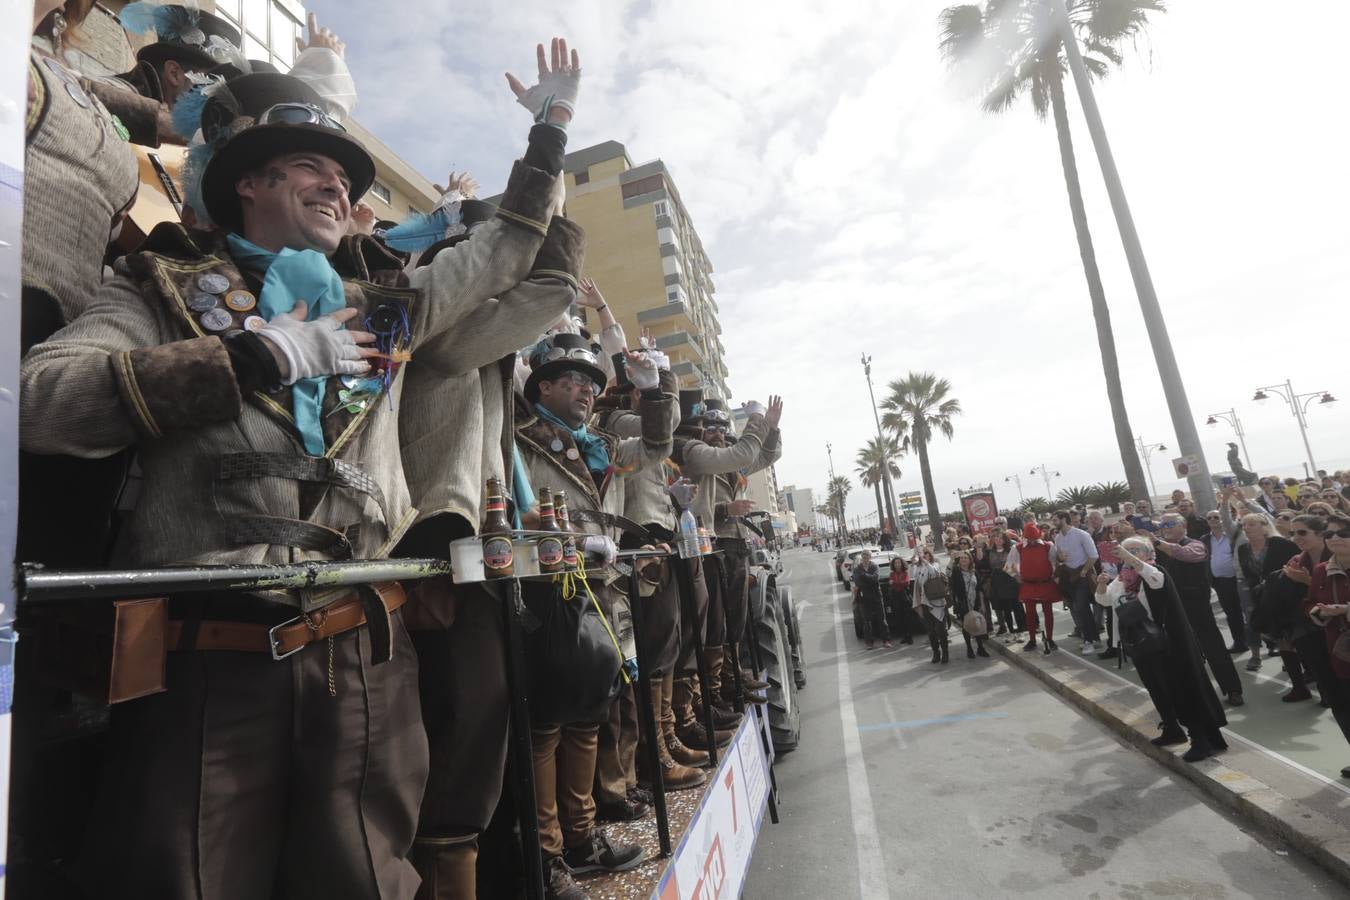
744,400,766,418
582,535,617,565
598,322,627,356
645,348,671,372
666,478,698,509
515,66,580,124
259,311,368,385
625,353,660,391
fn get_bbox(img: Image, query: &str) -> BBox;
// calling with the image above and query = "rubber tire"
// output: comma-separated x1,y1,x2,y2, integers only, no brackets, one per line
781,586,807,690
757,599,801,753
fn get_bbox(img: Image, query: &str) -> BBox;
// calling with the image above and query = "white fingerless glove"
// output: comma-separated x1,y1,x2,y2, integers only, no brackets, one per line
645,348,671,372
625,353,660,391
515,68,580,125
259,312,367,385
744,400,767,418
582,535,617,565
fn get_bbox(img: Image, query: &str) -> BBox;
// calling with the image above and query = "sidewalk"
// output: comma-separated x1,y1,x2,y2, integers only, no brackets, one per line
985,628,1350,890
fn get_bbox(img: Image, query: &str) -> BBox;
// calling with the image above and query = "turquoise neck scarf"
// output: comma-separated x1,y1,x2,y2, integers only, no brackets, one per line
227,234,347,456
534,403,610,474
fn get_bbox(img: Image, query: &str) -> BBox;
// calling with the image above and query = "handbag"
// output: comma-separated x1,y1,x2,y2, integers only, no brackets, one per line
523,578,624,724
923,571,950,602
963,610,988,637
1115,598,1167,659
1250,572,1301,636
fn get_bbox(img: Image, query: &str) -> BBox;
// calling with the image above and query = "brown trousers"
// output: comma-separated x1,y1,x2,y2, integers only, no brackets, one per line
678,557,711,674
80,614,428,900
531,722,599,857
594,683,639,806
705,551,750,647
636,561,681,677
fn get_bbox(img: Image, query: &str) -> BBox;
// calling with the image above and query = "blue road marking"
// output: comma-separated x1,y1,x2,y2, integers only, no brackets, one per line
858,711,1009,732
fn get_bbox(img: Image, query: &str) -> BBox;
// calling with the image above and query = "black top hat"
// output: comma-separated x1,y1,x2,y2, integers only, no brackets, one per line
122,3,243,71
525,333,607,403
678,388,705,426
207,57,279,82
460,199,498,231
197,72,375,231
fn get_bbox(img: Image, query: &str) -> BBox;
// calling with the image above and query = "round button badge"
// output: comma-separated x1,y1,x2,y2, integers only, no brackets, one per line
243,315,267,333
224,290,257,312
200,308,233,332
565,448,580,461
550,439,565,453
196,273,230,295
187,292,218,312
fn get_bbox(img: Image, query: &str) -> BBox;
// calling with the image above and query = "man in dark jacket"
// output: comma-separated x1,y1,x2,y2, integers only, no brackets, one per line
852,550,890,649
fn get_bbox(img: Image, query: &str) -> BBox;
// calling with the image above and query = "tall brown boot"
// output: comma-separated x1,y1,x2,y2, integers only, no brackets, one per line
663,672,709,768
412,833,478,900
675,672,735,751
705,646,744,725
648,677,706,791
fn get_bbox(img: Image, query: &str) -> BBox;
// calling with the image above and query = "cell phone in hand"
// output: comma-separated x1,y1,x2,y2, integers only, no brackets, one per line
1220,475,1235,487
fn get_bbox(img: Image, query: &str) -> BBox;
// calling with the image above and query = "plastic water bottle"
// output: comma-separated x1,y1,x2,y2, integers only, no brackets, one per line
679,508,700,558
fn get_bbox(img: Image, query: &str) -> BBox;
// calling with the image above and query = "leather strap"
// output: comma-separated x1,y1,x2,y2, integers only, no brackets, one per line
227,515,360,559
218,452,387,514
166,581,406,658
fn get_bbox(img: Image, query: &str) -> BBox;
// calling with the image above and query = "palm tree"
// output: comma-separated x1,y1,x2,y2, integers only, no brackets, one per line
881,372,961,547
855,437,903,533
1087,479,1131,512
827,475,852,536
939,0,1160,502
1021,496,1051,517
1055,484,1095,507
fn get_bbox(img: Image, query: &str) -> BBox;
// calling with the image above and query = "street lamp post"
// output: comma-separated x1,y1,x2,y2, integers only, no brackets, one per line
1053,0,1216,513
1030,464,1060,502
1135,436,1166,503
1205,408,1252,470
1004,473,1026,504
826,441,843,541
860,353,898,533
1253,380,1337,477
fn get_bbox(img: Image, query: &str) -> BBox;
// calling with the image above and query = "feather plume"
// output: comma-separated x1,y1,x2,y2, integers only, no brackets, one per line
117,2,160,35
157,4,201,43
170,76,219,141
180,139,216,225
381,208,456,253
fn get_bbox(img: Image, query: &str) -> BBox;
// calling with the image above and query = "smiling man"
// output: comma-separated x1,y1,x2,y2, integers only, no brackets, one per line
21,49,584,898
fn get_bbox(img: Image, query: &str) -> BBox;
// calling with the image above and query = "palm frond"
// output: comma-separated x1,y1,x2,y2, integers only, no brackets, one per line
938,4,987,63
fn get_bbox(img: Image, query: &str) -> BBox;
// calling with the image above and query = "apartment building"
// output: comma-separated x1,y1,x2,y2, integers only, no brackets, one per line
560,141,731,399
779,485,817,531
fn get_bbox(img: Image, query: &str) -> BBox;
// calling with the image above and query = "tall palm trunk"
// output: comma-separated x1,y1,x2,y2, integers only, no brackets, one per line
881,469,898,533
871,479,885,530
915,435,944,548
1047,71,1150,501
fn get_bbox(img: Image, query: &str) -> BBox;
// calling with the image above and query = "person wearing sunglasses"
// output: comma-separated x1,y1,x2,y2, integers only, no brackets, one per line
1202,508,1249,654
1154,514,1245,706
1307,513,1350,778
21,38,589,897
1281,515,1345,711
1238,513,1300,677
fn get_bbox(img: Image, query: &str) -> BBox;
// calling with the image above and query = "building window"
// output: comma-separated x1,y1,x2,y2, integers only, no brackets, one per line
653,200,669,217
370,181,392,204
573,169,589,185
218,0,301,72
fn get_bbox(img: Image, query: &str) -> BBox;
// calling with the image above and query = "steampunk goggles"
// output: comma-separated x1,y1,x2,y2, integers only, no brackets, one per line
257,102,346,134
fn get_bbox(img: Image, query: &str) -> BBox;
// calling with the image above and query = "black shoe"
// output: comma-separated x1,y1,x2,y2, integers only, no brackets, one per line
563,828,646,875
1340,766,1350,780
1182,733,1215,763
977,645,991,658
1045,639,1058,652
1097,646,1120,660
1225,691,1245,707
1151,725,1187,747
995,627,1008,636
596,795,650,823
709,703,743,729
628,786,653,807
966,646,976,659
1282,686,1313,703
1228,642,1247,655
545,854,589,900
1023,639,1038,652
930,650,941,664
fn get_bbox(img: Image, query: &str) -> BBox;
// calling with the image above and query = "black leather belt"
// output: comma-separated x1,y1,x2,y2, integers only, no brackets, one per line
228,515,361,559
218,452,386,514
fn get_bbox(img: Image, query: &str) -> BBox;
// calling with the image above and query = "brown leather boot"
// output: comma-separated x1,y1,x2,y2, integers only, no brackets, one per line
648,677,706,791
662,673,709,768
676,672,735,749
412,833,478,900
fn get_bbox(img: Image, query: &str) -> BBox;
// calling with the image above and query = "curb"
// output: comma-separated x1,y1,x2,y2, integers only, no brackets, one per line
986,635,1350,890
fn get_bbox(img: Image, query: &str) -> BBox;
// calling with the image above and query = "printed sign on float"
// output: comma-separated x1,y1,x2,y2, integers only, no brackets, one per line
656,714,771,899
960,492,999,534
1172,455,1201,478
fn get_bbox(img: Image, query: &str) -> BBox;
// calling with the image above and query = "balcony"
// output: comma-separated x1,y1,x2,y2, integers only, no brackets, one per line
653,330,705,363
636,300,692,328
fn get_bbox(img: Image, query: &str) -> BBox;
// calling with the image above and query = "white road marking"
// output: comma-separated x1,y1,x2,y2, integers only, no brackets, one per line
829,565,891,899
1054,646,1350,797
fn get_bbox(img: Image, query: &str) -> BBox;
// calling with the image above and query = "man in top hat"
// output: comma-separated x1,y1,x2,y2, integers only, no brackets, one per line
21,39,585,898
394,191,579,899
514,331,676,897
669,393,784,740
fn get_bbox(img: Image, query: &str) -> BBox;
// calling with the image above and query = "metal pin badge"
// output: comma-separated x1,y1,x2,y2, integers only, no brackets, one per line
550,439,565,453
243,315,266,333
188,293,219,312
565,448,580,461
65,81,91,108
224,290,256,312
200,308,233,332
197,273,230,295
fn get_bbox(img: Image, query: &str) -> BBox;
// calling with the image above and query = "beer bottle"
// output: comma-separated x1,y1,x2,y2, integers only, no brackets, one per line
482,477,514,578
536,487,566,574
697,517,713,555
555,491,579,570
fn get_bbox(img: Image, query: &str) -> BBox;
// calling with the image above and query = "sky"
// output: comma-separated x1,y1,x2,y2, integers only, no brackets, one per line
310,0,1347,524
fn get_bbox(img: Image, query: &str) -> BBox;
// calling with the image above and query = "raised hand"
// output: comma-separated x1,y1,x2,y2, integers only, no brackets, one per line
297,12,345,58
765,394,784,428
505,37,581,127
432,171,479,199
623,349,660,391
576,276,606,309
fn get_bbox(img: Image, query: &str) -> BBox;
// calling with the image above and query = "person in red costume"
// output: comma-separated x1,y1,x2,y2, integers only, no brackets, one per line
1013,523,1062,654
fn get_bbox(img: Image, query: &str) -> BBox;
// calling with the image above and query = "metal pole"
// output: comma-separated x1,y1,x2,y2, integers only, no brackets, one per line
1135,437,1159,502
674,556,720,767
494,579,545,900
1288,380,1320,475
626,565,671,857
1054,0,1216,513
862,354,898,532
1233,411,1252,471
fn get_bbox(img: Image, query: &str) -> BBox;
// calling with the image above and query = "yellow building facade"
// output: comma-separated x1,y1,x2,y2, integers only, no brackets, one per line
562,142,731,399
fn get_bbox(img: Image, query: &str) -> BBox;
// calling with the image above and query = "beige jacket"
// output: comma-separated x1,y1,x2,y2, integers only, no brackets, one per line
20,159,574,609
674,414,780,537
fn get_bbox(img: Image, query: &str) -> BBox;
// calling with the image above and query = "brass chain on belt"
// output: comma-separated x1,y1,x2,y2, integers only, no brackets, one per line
301,608,338,697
